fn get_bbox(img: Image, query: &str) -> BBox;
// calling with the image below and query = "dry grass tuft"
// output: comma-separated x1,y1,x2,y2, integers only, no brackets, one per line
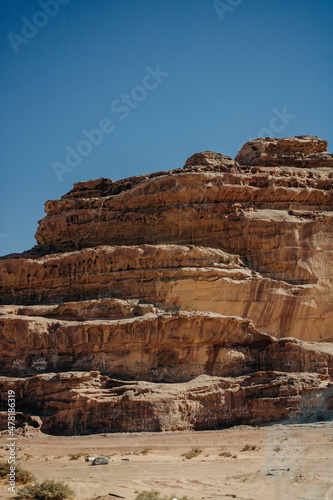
135,491,193,500
181,447,203,459
69,452,86,460
17,479,74,499
0,461,35,483
241,444,259,452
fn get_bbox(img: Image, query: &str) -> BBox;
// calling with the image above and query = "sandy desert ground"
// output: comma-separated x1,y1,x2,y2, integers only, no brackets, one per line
0,422,332,500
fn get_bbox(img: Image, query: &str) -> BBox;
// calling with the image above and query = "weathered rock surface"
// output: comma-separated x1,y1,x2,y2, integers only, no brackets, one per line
0,371,332,434
1,300,332,380
235,136,333,167
35,167,333,268
0,244,327,341
0,136,332,434
0,241,332,341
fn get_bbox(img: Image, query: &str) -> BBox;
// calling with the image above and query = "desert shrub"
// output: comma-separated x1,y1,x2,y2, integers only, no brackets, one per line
181,447,202,459
69,452,86,460
135,492,165,500
0,460,13,477
133,448,152,456
140,447,152,455
0,461,35,483
219,451,232,457
135,491,193,500
219,451,237,459
241,444,259,451
17,479,74,499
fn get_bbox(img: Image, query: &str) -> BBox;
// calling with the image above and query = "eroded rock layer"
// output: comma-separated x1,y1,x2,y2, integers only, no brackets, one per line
0,371,332,435
2,244,332,340
0,136,332,434
1,301,332,380
35,167,333,286
235,136,333,168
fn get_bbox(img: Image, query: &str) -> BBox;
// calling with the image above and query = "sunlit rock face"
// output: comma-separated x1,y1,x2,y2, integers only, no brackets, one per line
1,136,333,434
235,136,333,167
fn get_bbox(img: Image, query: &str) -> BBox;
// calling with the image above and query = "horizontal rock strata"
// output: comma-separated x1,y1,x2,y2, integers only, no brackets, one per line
0,136,332,434
0,372,333,434
1,301,332,380
0,244,332,341
35,169,333,284
235,136,333,168
0,371,332,434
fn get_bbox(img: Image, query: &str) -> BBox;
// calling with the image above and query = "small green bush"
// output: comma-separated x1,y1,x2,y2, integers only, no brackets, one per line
17,479,74,500
0,461,35,483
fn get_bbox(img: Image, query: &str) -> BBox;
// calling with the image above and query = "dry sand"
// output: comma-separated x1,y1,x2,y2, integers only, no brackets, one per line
1,422,332,500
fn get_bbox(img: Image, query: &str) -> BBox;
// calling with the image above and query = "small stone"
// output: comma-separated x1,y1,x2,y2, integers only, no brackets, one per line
92,456,109,466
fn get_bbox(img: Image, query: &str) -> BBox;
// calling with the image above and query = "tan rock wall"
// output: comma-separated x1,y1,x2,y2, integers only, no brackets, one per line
0,371,332,434
1,137,332,434
1,244,332,341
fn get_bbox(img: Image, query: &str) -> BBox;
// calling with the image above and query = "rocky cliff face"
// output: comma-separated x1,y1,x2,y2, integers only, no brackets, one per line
0,136,332,434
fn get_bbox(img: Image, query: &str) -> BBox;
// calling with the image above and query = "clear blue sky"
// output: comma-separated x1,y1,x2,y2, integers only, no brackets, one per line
1,0,332,256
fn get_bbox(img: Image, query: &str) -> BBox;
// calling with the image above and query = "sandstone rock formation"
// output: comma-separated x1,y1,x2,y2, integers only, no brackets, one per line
1,371,332,435
0,136,332,434
235,136,333,168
